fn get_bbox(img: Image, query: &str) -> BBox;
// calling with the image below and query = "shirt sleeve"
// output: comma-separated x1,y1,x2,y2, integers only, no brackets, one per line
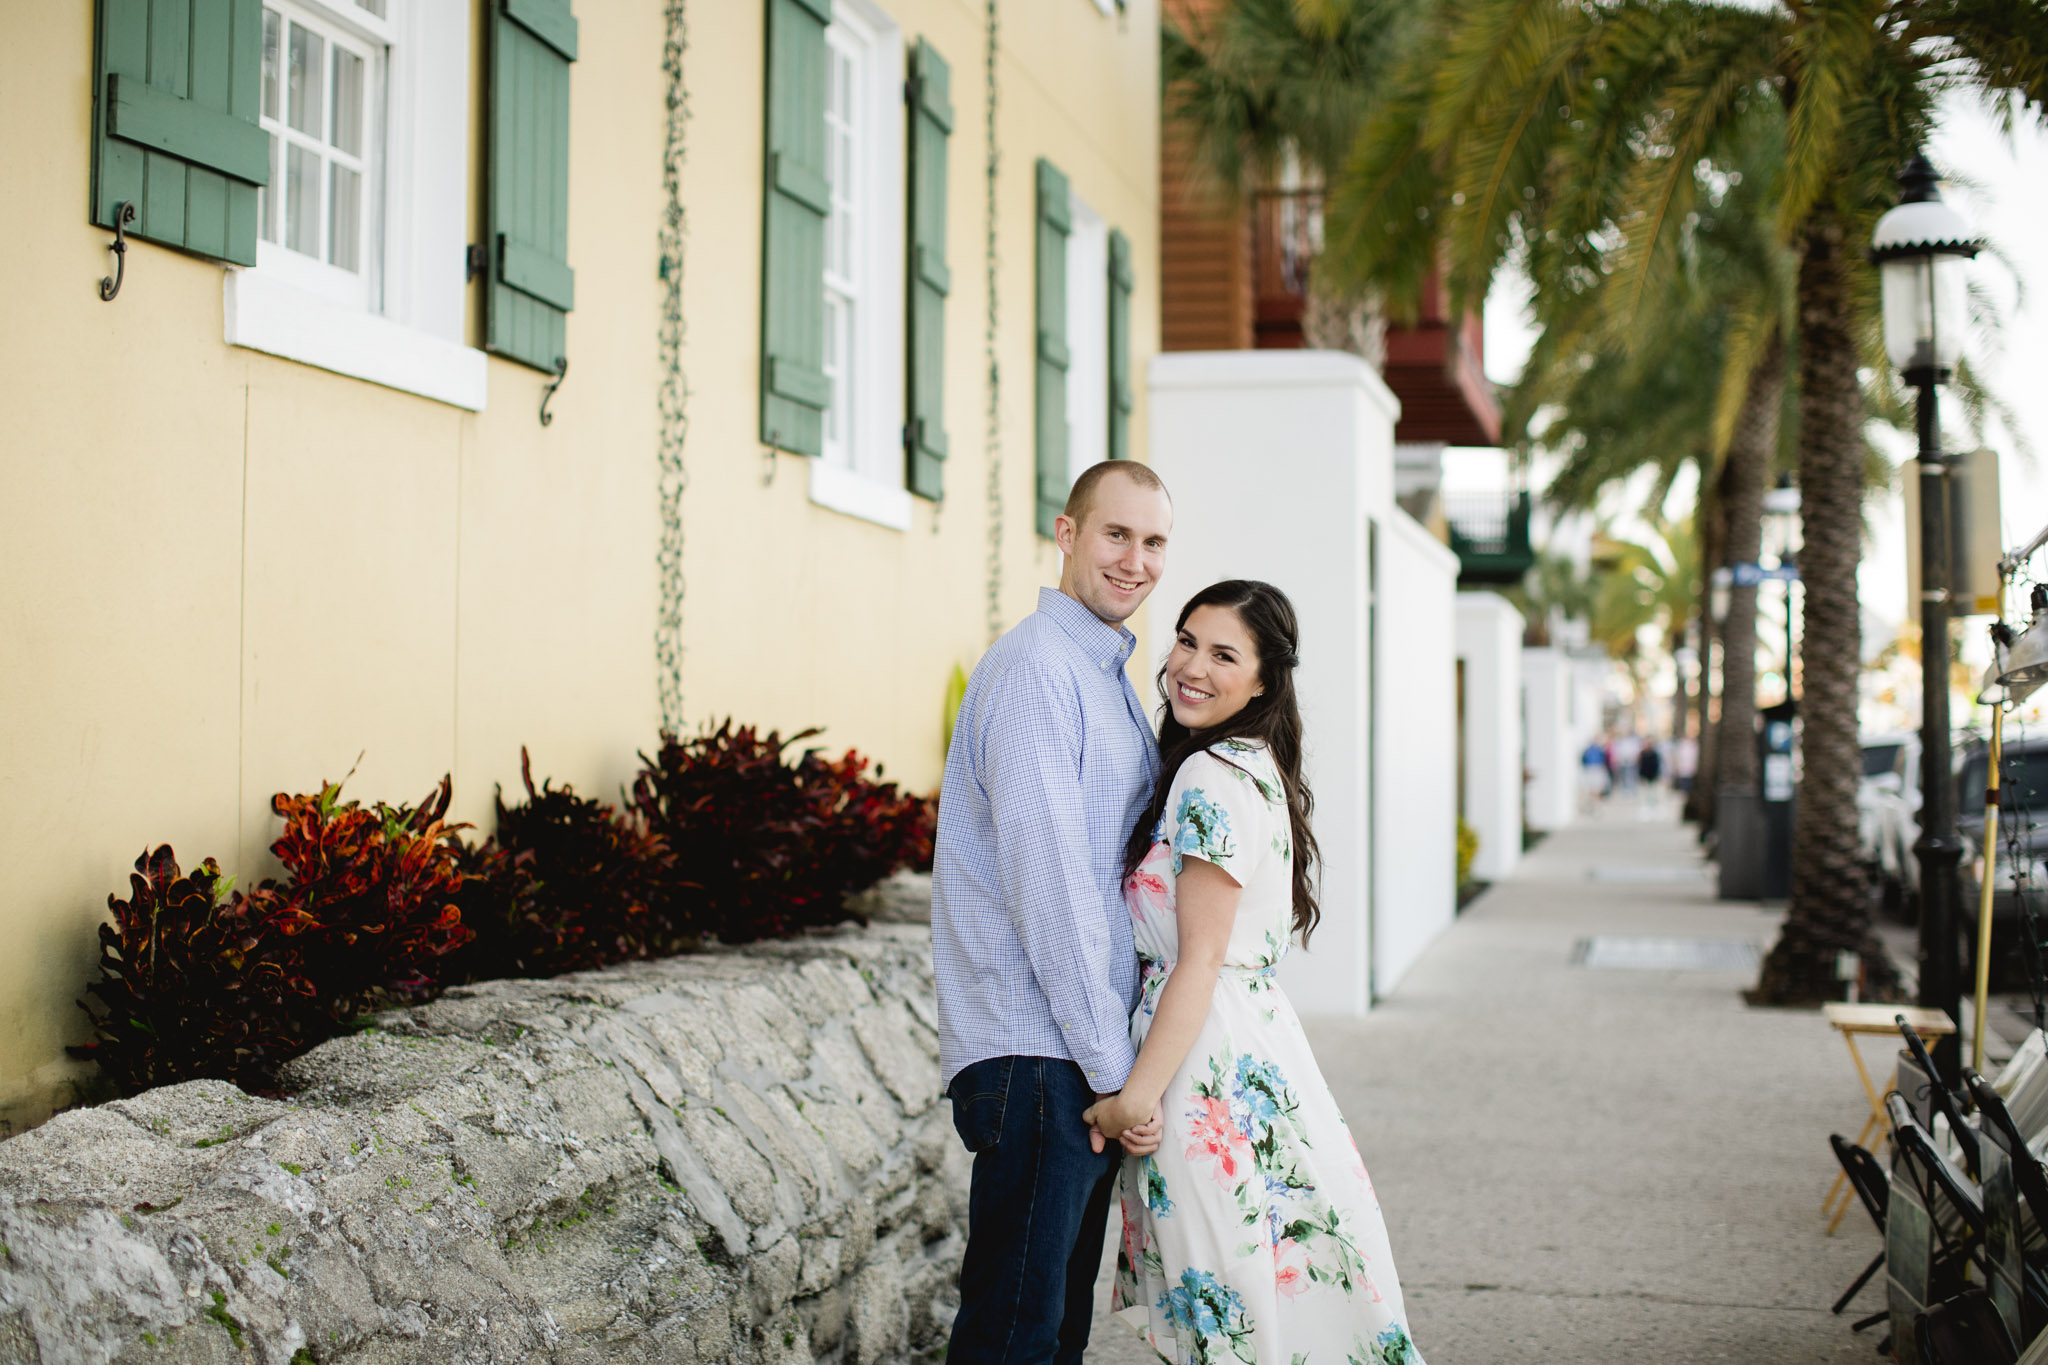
1163,747,1271,886
978,659,1139,1090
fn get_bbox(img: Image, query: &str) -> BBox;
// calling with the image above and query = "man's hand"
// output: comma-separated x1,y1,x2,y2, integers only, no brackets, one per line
1082,1093,1158,1152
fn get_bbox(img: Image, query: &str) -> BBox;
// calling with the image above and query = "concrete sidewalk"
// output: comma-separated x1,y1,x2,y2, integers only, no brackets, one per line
1088,794,1890,1363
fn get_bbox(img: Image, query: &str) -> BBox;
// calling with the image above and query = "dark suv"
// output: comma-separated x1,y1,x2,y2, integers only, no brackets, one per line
1959,736,2048,988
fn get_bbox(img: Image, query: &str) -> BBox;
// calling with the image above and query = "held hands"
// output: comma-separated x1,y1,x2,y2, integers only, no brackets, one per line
1083,1093,1164,1157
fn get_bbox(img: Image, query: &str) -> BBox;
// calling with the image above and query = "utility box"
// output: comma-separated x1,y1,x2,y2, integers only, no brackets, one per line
1907,447,2004,619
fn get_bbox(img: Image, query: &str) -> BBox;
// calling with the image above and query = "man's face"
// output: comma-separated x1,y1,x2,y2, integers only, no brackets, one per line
1055,474,1172,627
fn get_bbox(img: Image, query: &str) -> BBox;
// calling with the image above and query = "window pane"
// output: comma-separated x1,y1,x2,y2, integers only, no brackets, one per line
285,142,320,255
258,134,279,243
357,0,386,14
288,24,324,137
331,48,364,156
261,9,280,121
329,164,360,270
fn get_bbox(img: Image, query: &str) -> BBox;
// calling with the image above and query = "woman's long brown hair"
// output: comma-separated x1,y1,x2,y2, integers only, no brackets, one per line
1122,580,1322,943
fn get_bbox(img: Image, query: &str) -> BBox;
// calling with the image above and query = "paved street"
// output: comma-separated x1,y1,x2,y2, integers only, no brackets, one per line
1088,794,1892,1363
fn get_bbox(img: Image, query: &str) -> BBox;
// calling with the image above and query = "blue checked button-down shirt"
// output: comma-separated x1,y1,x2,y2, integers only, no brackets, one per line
932,587,1161,1092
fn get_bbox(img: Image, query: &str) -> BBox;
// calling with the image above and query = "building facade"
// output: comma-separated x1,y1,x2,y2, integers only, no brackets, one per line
1,0,1159,1134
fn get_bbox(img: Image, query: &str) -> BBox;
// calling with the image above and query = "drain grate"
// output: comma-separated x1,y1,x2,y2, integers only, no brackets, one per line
1571,936,1760,972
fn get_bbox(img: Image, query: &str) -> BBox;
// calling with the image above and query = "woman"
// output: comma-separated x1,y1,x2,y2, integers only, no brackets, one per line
1084,580,1425,1365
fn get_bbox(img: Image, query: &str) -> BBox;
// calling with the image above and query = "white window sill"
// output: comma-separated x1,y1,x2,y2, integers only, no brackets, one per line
224,269,488,412
809,458,912,531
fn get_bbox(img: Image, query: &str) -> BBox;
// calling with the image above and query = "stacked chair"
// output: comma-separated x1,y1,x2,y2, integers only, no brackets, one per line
1827,1015,2048,1362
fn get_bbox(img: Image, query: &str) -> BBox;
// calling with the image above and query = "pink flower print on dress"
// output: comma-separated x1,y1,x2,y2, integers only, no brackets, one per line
1185,1093,1250,1187
1124,843,1173,923
1273,1237,1311,1300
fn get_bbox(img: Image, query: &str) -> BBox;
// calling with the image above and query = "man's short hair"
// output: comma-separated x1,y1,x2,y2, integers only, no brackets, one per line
1062,460,1170,531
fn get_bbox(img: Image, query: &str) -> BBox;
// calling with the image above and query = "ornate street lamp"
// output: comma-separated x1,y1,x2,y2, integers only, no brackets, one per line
1873,152,1981,1078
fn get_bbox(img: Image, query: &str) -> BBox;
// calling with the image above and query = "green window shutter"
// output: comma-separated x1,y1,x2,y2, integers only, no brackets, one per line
1034,158,1071,539
486,0,577,374
1108,228,1134,463
760,0,832,458
905,38,952,501
92,0,266,266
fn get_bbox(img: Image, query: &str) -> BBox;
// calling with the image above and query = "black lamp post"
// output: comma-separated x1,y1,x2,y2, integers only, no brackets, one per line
1873,153,1981,1080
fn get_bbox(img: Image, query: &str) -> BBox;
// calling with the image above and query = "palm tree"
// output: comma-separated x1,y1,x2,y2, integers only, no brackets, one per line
1161,0,1428,356
1504,115,1797,840
1324,0,2047,1001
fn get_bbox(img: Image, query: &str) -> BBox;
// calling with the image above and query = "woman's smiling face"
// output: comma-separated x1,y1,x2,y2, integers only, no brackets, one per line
1165,604,1263,729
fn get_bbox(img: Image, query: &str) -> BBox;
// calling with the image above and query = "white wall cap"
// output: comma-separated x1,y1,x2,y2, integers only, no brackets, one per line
1383,504,1461,577
1456,589,1524,625
1148,350,1402,422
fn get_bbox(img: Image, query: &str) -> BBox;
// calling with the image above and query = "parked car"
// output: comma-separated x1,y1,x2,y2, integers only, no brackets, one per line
1867,732,1923,917
1858,731,1911,869
1867,731,1984,923
1959,736,2048,989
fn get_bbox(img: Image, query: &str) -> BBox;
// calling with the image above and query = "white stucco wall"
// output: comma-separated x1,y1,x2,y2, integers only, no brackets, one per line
1148,350,1457,1014
1456,592,1524,882
1523,646,1578,831
1372,516,1460,998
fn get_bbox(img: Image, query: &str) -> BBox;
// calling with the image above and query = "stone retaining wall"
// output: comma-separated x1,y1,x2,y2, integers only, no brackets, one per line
0,910,962,1365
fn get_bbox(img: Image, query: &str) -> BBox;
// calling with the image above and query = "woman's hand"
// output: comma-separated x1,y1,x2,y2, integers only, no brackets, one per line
1083,1093,1157,1148
1117,1103,1165,1157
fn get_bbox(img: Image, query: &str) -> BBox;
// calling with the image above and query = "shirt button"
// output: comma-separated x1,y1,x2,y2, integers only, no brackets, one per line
1101,660,1111,670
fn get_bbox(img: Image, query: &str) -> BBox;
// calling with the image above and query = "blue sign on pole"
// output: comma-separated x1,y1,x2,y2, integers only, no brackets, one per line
1729,561,1800,585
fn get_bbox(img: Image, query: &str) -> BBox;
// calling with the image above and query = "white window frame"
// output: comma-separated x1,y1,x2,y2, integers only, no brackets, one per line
808,0,909,533
254,1,385,308
225,0,487,411
1065,188,1110,485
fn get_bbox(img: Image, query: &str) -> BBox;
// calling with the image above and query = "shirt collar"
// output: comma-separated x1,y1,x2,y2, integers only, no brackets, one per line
1038,586,1137,670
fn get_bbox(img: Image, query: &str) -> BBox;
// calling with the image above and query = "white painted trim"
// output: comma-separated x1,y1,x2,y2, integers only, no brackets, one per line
808,458,914,531
1149,350,1404,423
229,0,475,398
1065,190,1108,483
823,0,906,496
226,269,488,410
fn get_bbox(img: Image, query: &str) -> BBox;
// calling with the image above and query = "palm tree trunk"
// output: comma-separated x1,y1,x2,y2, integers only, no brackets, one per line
1753,216,1902,1003
1713,332,1781,803
1301,268,1387,367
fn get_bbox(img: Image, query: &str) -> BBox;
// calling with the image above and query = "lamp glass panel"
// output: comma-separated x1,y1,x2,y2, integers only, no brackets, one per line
1882,256,1933,372
1931,252,1970,371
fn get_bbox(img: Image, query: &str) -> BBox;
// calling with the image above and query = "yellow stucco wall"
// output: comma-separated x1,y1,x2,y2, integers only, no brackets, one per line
0,0,1158,1135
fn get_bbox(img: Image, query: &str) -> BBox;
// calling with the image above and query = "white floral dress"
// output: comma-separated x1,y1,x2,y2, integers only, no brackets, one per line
1112,739,1425,1365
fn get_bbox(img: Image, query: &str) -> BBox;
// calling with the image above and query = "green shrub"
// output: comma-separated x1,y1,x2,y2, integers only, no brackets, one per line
454,748,673,979
71,848,310,1092
630,721,936,944
1456,818,1481,888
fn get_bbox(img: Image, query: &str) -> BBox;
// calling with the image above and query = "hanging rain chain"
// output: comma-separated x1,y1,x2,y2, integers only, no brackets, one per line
983,0,1004,646
655,0,692,734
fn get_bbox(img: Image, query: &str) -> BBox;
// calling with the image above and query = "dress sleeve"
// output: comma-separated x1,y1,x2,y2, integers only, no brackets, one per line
1161,746,1273,886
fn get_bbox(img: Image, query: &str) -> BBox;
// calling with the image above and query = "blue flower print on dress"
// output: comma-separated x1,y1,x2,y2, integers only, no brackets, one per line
1349,1323,1421,1365
1158,1268,1256,1364
1171,788,1236,876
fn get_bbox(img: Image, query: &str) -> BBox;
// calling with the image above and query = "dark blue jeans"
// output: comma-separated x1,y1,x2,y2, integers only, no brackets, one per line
946,1055,1121,1364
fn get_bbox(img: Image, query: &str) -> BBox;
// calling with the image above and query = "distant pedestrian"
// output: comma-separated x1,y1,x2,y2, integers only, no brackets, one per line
1672,735,1699,794
1580,739,1611,810
1614,733,1642,791
1638,742,1663,786
1637,741,1665,815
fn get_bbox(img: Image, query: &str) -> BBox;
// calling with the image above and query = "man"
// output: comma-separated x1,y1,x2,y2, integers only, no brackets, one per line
932,460,1174,1364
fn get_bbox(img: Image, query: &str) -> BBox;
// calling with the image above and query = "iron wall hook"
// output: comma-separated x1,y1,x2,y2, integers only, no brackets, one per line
99,201,136,301
540,356,568,426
